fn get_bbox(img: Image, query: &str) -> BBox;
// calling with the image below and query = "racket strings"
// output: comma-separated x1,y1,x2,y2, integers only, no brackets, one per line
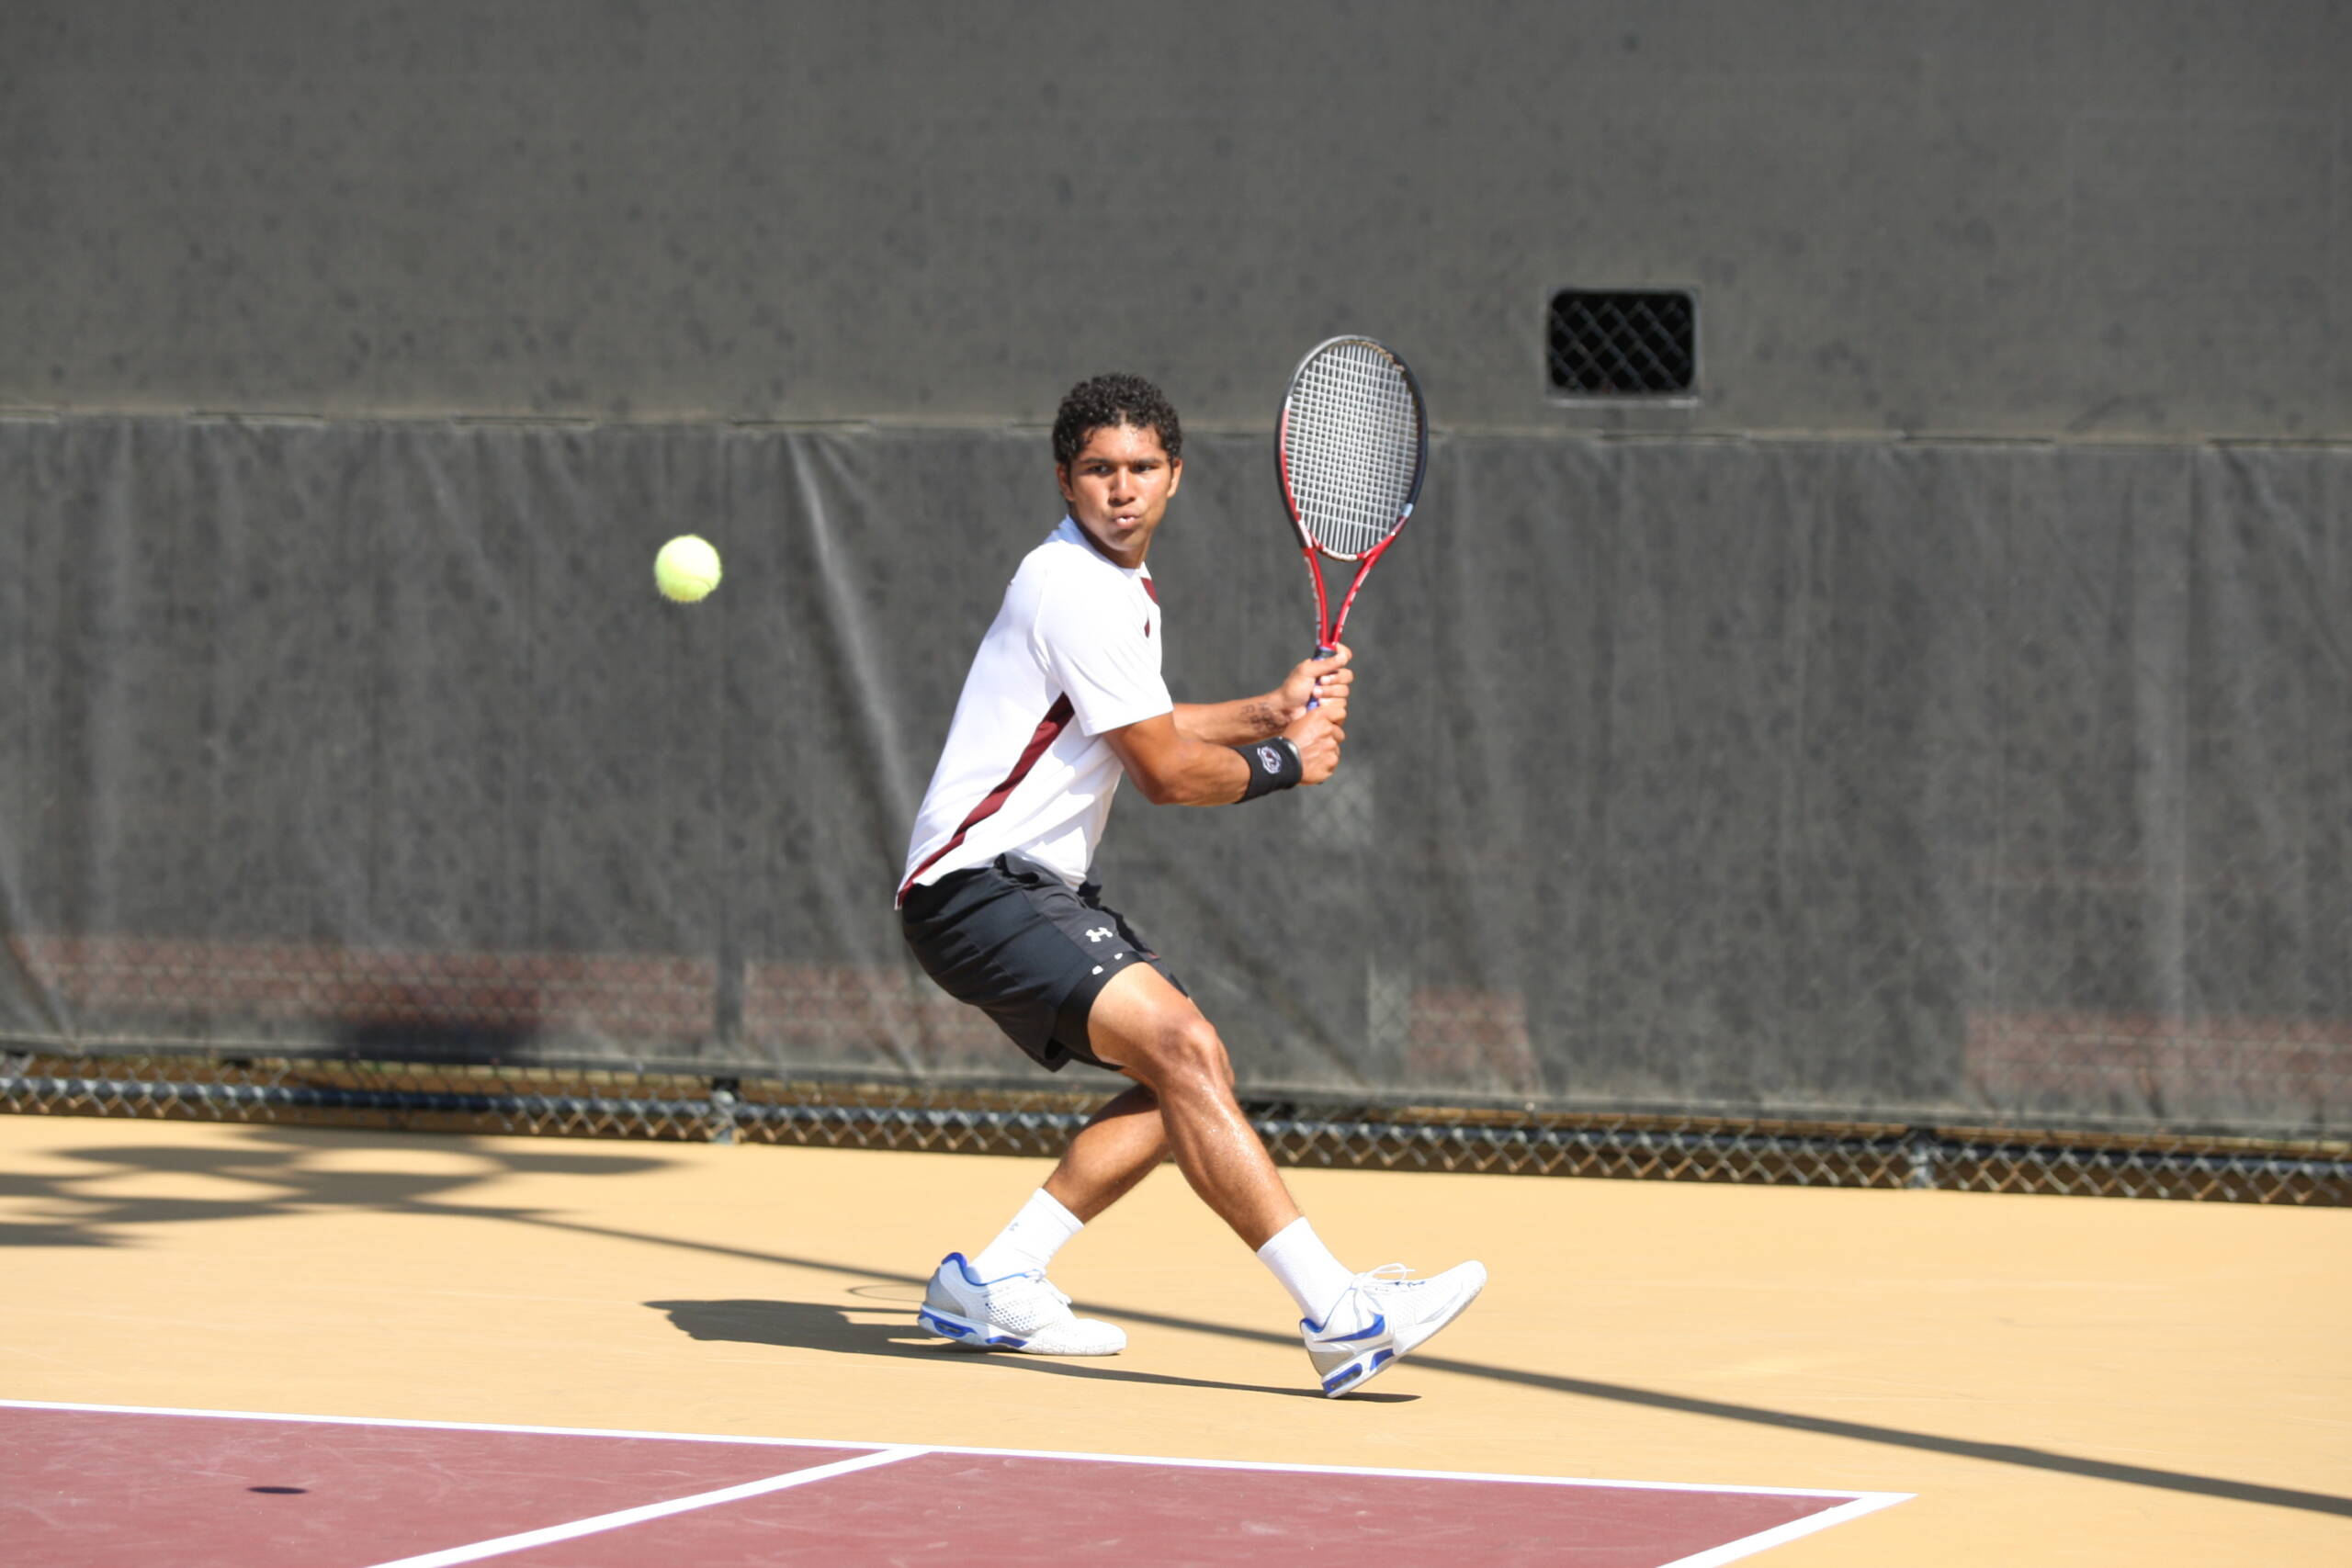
1284,343,1421,558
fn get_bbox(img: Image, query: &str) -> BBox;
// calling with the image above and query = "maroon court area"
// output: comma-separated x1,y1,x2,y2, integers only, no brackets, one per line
3,1404,1889,1568
4,1405,870,1568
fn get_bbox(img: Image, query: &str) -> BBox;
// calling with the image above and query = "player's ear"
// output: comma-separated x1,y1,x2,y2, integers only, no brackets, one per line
1055,462,1075,506
1165,455,1182,497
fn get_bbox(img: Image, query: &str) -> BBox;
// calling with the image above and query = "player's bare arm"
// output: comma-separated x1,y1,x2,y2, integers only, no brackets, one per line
1106,694,1345,805
1171,647,1353,746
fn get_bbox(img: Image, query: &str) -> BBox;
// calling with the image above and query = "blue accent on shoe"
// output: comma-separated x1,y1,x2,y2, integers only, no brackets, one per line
921,1306,1030,1349
918,1309,971,1339
1317,1345,1397,1395
940,1250,1043,1289
1312,1314,1388,1345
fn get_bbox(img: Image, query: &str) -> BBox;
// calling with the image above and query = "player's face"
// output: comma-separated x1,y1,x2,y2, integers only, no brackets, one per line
1057,423,1182,569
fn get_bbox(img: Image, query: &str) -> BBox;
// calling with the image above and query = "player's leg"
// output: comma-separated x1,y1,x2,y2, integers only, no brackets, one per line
903,863,1139,1355
933,1008,1212,1348
1084,964,1488,1397
1078,967,1356,1319
924,1086,1168,1357
1041,1083,1168,1221
957,1088,1162,1292
1080,964,1299,1247
944,957,1353,1332
904,863,1483,1387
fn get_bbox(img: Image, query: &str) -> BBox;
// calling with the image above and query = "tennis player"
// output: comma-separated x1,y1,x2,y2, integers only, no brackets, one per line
897,373,1483,1397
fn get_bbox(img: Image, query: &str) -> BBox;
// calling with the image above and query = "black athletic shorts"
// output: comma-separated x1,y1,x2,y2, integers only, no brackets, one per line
899,855,1188,1073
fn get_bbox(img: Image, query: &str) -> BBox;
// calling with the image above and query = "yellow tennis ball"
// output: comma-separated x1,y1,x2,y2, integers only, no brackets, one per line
654,535,722,603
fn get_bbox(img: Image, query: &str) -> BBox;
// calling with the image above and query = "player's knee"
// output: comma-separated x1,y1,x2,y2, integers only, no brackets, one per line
1158,1016,1233,1095
1117,1011,1229,1095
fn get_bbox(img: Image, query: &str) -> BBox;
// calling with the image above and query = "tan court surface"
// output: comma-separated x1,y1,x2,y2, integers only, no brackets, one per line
3,1112,2346,1565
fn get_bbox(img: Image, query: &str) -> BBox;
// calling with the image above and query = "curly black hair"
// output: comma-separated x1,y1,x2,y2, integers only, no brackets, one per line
1052,373,1182,468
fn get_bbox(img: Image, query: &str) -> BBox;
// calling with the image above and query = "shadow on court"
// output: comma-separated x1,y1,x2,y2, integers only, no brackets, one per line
643,1297,1405,1402
8,1126,2348,1519
615,1233,2351,1522
0,1126,671,1247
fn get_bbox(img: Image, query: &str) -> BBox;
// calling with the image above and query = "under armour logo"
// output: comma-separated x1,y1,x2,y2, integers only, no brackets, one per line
1085,927,1114,942
1257,745,1283,772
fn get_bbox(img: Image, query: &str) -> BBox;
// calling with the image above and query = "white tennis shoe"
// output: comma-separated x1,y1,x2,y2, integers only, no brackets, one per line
1302,1260,1487,1396
918,1252,1126,1355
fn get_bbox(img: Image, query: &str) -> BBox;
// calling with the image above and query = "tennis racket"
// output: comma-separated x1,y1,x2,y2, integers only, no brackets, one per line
1274,336,1429,705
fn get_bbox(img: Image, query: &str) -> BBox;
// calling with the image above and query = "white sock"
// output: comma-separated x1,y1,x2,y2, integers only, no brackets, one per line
970,1189,1084,1280
1255,1216,1357,1326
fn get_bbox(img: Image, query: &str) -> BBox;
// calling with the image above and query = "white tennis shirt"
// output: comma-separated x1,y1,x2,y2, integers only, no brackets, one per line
899,517,1171,900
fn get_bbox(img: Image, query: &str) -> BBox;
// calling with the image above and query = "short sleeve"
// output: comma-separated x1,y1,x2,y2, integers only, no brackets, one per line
1032,569,1172,736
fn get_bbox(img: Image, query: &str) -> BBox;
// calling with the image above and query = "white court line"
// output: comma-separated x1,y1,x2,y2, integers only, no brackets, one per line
797,1435,1911,1502
354,1446,928,1568
1657,1492,1912,1568
0,1398,1914,1506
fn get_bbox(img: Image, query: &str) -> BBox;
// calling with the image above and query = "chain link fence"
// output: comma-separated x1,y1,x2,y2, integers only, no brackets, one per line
7,1050,2344,1204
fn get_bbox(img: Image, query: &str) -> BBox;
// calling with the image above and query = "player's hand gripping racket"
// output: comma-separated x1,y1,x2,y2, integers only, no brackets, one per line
1275,336,1429,706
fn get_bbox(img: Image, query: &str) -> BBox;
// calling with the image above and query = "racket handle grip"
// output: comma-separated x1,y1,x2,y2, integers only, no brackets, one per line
1306,646,1334,709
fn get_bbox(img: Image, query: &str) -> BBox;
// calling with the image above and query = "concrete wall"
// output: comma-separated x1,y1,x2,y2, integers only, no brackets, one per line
6,1,2346,437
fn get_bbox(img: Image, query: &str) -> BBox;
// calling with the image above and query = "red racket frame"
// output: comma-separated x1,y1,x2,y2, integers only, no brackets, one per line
1274,337,1430,665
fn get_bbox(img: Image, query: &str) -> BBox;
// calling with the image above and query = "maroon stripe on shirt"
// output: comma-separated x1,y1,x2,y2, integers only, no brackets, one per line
898,694,1078,904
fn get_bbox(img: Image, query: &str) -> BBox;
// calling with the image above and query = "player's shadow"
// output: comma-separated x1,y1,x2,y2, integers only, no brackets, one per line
643,1298,1413,1403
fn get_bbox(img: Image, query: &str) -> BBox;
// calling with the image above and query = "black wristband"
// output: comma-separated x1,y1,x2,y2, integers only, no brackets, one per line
1235,736,1304,801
